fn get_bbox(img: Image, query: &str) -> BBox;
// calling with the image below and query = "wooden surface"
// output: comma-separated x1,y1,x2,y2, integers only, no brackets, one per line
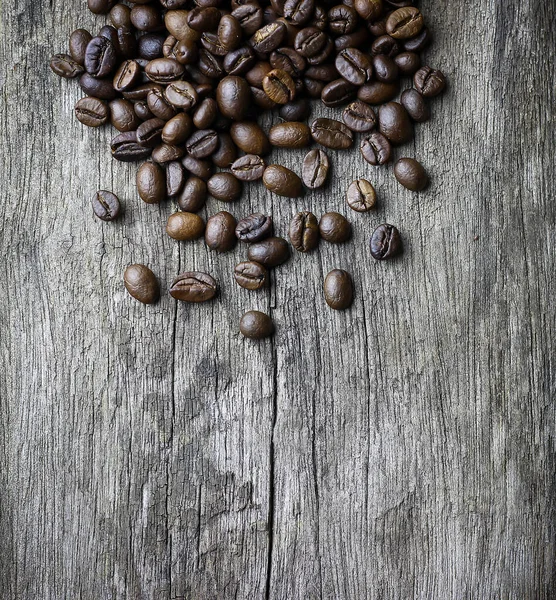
1,1,555,598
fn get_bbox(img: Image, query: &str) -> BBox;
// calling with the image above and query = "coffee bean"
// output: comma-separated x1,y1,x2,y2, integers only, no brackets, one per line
219,15,243,51
216,76,252,120
236,213,273,242
378,101,413,145
335,47,373,86
147,87,178,120
321,78,357,107
212,133,238,168
328,5,358,35
289,211,319,252
400,89,430,122
324,269,353,310
137,118,165,147
394,157,429,191
92,190,121,221
342,100,376,132
75,97,110,127
167,212,206,241
268,122,311,148
162,113,192,145
262,68,296,104
205,211,237,252
137,161,166,204
182,155,213,180
231,155,266,181
248,237,290,267
85,36,117,77
294,27,328,58
152,143,184,164
232,4,264,37
50,54,85,79
169,272,217,302
371,35,401,57
414,66,446,97
234,261,268,290
306,63,339,82
112,60,141,93
166,10,201,43
280,97,311,121
319,212,351,243
270,48,306,77
360,132,392,165
208,172,243,201
395,51,421,75
124,264,160,304
335,26,370,52
302,149,329,189
263,165,303,197
346,179,377,212
69,29,93,65
131,5,163,32
188,7,221,32
370,224,402,260
186,129,219,158
240,311,274,339
372,54,399,83
178,176,208,211
386,7,424,39
138,33,165,60
112,131,152,162
403,27,431,52
230,121,271,155
166,161,186,197
310,117,353,149
354,0,382,22
357,81,399,105
110,4,132,29
110,98,140,132
80,73,117,100
250,21,287,53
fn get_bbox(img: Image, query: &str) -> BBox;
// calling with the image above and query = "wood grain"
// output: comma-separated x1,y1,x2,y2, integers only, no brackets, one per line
1,0,555,598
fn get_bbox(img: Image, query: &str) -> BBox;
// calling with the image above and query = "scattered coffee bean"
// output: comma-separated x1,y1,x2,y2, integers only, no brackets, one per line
324,269,353,310
231,155,266,181
234,261,268,290
92,190,121,221
248,237,290,267
400,89,430,123
75,97,110,127
370,224,402,260
310,118,353,149
302,149,329,189
263,165,303,197
386,7,424,40
394,158,429,191
263,68,296,104
236,213,273,242
208,172,243,201
378,101,413,145
240,311,274,339
50,54,85,79
289,211,319,252
169,272,217,302
342,100,376,133
346,179,377,212
137,161,166,204
268,122,311,148
205,211,237,252
177,176,208,212
319,212,351,243
166,212,206,241
124,264,160,304
414,66,446,97
360,132,392,166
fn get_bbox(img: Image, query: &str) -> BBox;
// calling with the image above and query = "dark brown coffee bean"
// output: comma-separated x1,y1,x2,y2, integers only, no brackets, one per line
219,15,243,51
166,161,186,197
335,26,370,52
216,75,252,120
280,97,311,121
131,5,163,32
403,27,431,52
245,61,273,87
324,269,353,310
357,81,399,104
147,88,178,120
208,172,243,201
248,237,290,267
386,7,424,39
230,121,271,155
137,33,165,60
289,211,319,252
137,118,165,147
232,4,264,37
109,98,140,132
240,311,274,339
320,78,357,107
360,132,392,165
187,7,221,32
167,212,206,241
262,68,296,104
169,272,217,302
182,155,213,180
75,97,110,127
302,149,329,189
79,73,117,100
294,27,327,58
234,261,268,290
263,165,303,197
346,179,377,212
152,143,184,163
84,36,117,78
137,161,166,204
124,264,160,304
268,122,311,148
113,60,141,93
223,46,256,75
378,101,413,145
231,155,266,181
270,47,306,77
400,89,430,122
110,4,132,29
414,66,446,97
236,213,273,242
122,82,162,102
185,129,218,158
370,224,402,260
342,100,376,132
395,51,421,75
212,133,238,168
162,80,198,111
328,5,358,35
50,54,85,79
335,47,373,86
162,113,192,145
178,176,208,211
166,10,201,42
250,21,287,53
112,131,152,162
394,157,429,191
371,35,401,57
92,190,121,221
134,101,154,122
310,117,353,149
145,58,185,84
69,29,93,65
283,0,315,26
354,0,382,22
205,211,237,252
319,212,351,243
372,54,399,83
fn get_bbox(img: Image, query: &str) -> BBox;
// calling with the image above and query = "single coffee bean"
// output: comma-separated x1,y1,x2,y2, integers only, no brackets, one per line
270,47,306,77
372,54,399,83
305,63,339,82
231,155,266,181
169,272,217,302
109,98,140,132
280,97,311,121
319,212,351,243
240,311,274,339
177,176,208,211
236,213,273,242
182,155,213,180
152,143,184,164
216,76,252,120
193,98,218,129
353,0,382,22
92,190,121,221
80,73,117,100
75,97,110,127
147,88,178,120
162,113,192,145
370,224,402,260
219,15,243,51
112,131,152,162
131,5,163,32
342,100,376,132
328,5,359,35
205,211,237,252
50,54,85,79
122,82,162,102
137,118,165,147
414,66,446,97
262,68,296,104
110,4,132,29
163,80,198,110
357,81,399,105
403,27,431,52
224,46,256,75
234,261,268,290
137,161,166,204
230,121,271,155
321,78,357,107
283,0,315,25
232,4,264,37
69,29,93,65
166,161,186,197
386,7,424,39
268,122,311,148
263,165,303,197
250,21,287,53
310,117,353,149
294,26,328,58
400,89,430,122
360,132,392,165
335,47,373,86
84,36,117,78
145,58,185,84
187,7,221,32
208,172,243,201
248,237,290,267
113,60,142,92
185,129,219,158
378,101,413,145
212,133,238,168
289,211,319,252
371,34,401,57
324,269,353,310
302,149,329,189
167,212,206,241
124,264,160,304
394,157,429,191
134,101,154,121
346,179,377,212
394,51,421,75
165,10,201,42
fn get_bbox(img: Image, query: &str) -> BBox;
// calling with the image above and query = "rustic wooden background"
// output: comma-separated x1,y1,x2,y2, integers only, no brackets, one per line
1,0,555,598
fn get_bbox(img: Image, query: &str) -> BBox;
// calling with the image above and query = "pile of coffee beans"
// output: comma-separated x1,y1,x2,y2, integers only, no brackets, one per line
50,0,446,339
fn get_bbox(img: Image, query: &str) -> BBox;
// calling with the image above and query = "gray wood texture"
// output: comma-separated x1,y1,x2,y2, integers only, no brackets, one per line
1,1,555,598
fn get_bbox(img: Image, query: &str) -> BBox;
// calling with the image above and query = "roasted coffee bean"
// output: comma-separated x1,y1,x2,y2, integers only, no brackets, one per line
167,212,206,241
69,29,93,65
268,122,311,148
50,54,85,79
378,101,413,145
99,24,119,49
236,213,273,242
197,48,225,78
280,97,311,121
152,143,184,163
110,4,132,29
305,63,338,81
335,47,373,86
246,61,273,87
165,38,198,64
310,117,353,149
240,311,274,339
219,15,243,51
231,155,266,181
147,88,178,120
395,51,421,75
250,21,287,53
223,46,256,75
187,7,221,32
324,269,353,310
230,121,271,155
371,35,401,57
212,133,238,168
112,131,152,162
321,78,357,107
354,0,382,22
232,4,264,37
342,100,376,132
137,161,166,204
270,47,306,77
166,161,186,197
357,81,399,105
403,27,431,52
138,33,166,60
370,224,402,260
92,190,121,221
302,149,329,189
262,69,296,104
205,211,237,252
386,7,424,39
208,172,243,201
248,237,290,267
182,155,213,180
328,5,358,35
289,211,319,252
79,73,117,100
134,101,154,121
216,76,252,120
124,264,160,304
169,272,217,302
335,26,370,51
360,132,392,165
131,5,162,32
109,98,140,132
113,60,141,93
304,77,325,98
319,212,351,243
123,82,162,102
162,113,192,145
414,66,446,97
84,36,117,77
234,261,268,290
185,129,218,158
75,97,110,127
165,10,201,42
372,54,399,83
283,0,314,25
346,179,377,212
177,176,208,211
394,157,429,191
294,27,327,58
263,165,303,197
400,89,430,122
163,80,198,110
137,118,165,147
145,58,185,83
